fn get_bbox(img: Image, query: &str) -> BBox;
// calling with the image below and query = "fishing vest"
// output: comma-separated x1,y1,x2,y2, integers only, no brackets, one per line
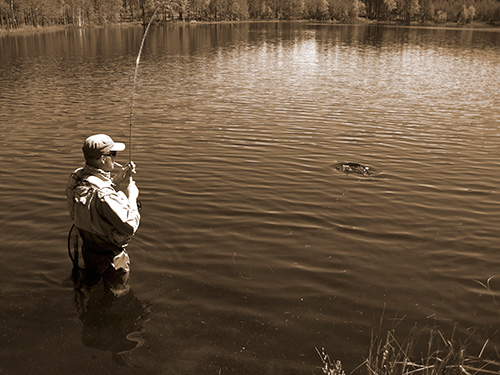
66,168,130,247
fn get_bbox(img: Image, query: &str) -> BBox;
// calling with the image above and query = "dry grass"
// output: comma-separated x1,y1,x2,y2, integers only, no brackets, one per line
316,347,347,375
351,317,500,375
363,327,499,375
354,279,500,375
319,279,500,375
317,327,500,375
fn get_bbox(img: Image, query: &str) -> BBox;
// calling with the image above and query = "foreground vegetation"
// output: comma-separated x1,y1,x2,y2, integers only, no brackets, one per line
318,280,500,375
1,0,499,32
318,324,500,375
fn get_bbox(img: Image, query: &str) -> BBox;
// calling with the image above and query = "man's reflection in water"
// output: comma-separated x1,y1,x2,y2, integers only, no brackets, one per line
72,268,150,367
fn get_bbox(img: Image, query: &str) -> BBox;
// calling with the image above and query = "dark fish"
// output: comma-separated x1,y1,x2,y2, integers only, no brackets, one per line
335,162,372,176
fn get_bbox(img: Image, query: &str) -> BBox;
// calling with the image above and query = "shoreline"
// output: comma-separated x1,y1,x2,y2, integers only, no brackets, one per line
0,22,141,36
1,19,499,36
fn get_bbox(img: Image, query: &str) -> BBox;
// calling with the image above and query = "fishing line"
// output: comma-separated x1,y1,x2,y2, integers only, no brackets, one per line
128,6,160,162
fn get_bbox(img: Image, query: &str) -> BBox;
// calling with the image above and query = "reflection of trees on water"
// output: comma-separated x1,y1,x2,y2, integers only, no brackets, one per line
72,272,150,367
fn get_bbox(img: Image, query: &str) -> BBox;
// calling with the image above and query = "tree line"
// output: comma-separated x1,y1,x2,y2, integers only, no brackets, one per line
1,0,499,30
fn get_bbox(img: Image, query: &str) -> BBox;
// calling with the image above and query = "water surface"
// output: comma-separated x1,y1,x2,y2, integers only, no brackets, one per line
1,22,500,374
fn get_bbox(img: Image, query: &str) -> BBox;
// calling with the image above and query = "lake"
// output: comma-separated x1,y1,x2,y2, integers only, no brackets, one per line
1,21,500,374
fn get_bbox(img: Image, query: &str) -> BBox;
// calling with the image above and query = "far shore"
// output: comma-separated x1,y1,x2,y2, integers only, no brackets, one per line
0,23,139,36
1,19,499,36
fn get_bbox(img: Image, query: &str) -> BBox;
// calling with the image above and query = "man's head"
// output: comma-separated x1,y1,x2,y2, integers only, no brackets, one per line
83,134,125,171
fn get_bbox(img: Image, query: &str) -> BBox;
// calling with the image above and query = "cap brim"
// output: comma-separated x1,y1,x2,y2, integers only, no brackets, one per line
110,142,126,152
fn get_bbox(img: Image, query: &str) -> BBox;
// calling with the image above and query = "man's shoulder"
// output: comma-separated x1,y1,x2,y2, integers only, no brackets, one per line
67,167,84,187
85,175,112,188
85,175,116,197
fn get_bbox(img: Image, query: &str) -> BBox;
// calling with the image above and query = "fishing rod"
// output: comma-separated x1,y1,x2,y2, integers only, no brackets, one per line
68,11,159,271
128,6,160,162
128,9,245,163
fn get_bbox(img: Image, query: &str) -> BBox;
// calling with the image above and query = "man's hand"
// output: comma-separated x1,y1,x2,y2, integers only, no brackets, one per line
126,178,139,201
113,161,136,186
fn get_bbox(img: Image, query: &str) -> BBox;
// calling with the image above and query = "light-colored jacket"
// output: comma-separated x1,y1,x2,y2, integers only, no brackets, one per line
66,165,140,248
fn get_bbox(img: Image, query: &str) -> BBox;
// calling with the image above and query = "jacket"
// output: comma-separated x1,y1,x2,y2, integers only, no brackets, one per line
66,165,140,251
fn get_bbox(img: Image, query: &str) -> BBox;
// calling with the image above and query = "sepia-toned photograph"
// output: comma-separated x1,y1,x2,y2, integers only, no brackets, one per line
1,3,500,374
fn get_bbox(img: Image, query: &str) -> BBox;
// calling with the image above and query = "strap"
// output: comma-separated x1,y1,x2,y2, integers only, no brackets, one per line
84,175,109,189
83,175,115,199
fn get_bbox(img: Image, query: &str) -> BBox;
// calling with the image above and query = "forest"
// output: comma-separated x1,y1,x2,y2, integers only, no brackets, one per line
1,0,499,30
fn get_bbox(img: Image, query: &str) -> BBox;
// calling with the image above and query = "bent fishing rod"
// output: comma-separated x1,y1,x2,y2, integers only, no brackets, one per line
128,6,160,163
68,12,159,265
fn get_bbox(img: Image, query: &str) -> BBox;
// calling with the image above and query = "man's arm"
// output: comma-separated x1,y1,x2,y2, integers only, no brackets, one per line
100,184,140,236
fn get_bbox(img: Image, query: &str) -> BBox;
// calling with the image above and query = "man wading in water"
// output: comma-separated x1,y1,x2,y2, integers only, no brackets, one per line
66,134,140,299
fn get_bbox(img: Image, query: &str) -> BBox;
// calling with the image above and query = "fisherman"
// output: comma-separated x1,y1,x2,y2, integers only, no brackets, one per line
66,134,140,298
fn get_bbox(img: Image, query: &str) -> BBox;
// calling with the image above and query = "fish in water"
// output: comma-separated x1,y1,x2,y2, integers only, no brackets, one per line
335,163,372,176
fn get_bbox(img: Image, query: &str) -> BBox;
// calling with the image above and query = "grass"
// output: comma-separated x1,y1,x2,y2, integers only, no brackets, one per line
339,279,500,375
474,276,500,315
360,324,500,375
318,303,500,375
316,347,347,375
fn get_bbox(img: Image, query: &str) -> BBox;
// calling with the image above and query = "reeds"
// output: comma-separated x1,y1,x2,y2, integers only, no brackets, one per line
474,276,500,315
357,324,500,375
318,277,500,375
316,347,346,375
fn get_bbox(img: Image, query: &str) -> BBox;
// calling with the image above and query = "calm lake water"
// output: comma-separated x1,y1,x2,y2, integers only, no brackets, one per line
1,22,500,374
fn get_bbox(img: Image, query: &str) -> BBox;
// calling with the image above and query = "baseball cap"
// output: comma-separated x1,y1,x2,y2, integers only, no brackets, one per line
82,134,126,158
